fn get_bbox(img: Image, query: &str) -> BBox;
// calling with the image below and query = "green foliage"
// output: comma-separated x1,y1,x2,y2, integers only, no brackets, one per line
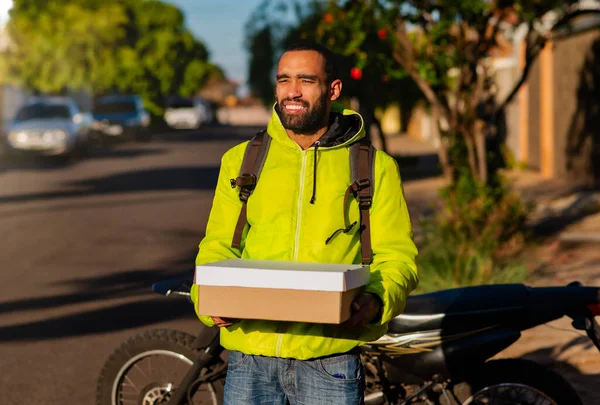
415,247,528,293
415,171,532,293
2,2,126,93
3,0,218,115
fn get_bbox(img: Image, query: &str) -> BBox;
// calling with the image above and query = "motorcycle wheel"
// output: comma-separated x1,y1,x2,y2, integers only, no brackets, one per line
461,359,582,405
96,329,225,405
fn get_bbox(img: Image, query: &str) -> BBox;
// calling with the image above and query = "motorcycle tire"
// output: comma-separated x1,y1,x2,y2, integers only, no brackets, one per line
96,329,225,405
461,358,582,405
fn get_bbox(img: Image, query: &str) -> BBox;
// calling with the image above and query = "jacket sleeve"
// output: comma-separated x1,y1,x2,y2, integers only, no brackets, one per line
363,151,419,325
191,144,247,327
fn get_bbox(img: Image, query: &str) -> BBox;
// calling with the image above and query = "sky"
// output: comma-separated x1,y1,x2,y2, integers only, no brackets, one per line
166,0,265,85
0,0,12,25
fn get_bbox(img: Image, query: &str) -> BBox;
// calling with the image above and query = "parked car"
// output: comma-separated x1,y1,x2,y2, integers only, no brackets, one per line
5,97,94,158
92,95,151,141
164,96,212,129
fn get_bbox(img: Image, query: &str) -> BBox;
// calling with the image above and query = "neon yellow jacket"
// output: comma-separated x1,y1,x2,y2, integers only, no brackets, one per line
191,104,418,360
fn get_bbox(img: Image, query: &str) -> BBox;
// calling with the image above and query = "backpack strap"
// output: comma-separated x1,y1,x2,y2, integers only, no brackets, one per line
348,137,376,265
230,130,271,249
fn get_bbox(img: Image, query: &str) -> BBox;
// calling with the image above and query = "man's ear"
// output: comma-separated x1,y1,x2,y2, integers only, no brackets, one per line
329,79,342,101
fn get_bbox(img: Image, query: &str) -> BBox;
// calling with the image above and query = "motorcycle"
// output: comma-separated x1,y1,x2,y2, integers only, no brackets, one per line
96,277,600,405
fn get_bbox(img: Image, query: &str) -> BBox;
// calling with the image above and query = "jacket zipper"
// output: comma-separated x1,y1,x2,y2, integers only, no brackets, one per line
293,150,308,261
276,148,309,358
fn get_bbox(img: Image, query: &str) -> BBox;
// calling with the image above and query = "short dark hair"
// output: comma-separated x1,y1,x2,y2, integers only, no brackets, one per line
283,41,339,84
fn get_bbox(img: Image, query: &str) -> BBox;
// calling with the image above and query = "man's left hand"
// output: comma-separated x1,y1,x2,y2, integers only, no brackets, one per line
341,292,382,329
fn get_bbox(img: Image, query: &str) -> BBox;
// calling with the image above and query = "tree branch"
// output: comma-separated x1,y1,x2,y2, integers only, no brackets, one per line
394,17,415,67
476,9,506,62
393,51,437,108
493,25,545,118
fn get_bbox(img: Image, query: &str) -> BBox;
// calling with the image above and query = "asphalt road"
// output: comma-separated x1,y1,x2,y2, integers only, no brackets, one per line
0,126,259,404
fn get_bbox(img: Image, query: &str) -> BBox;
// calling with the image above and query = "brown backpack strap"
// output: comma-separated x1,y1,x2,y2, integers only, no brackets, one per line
230,131,270,249
349,137,375,265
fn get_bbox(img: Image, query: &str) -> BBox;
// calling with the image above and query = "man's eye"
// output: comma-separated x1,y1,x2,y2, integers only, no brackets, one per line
302,80,314,84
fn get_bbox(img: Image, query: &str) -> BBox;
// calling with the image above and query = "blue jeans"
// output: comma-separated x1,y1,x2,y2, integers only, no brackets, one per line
223,350,365,405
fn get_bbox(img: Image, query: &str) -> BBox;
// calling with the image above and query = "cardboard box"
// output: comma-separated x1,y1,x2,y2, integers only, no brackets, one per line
195,259,370,324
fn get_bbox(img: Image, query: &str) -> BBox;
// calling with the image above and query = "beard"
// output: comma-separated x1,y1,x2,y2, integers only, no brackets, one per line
275,92,329,134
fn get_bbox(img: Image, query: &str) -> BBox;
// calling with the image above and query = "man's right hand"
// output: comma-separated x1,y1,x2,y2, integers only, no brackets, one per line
211,316,240,328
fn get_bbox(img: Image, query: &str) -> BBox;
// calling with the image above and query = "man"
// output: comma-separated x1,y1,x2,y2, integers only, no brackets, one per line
191,41,418,405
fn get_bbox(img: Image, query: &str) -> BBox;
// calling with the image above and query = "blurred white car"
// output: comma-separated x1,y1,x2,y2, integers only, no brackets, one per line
5,97,93,157
164,97,212,129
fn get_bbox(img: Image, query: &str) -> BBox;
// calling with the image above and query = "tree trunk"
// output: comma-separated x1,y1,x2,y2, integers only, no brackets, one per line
371,112,388,154
435,111,454,182
400,103,413,132
464,130,479,182
438,136,453,181
474,119,488,185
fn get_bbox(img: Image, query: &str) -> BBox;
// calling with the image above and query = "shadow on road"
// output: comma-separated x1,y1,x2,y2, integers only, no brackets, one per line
0,250,200,342
86,146,167,160
524,187,600,241
0,297,194,342
0,165,220,204
516,339,600,405
0,145,168,172
0,193,202,218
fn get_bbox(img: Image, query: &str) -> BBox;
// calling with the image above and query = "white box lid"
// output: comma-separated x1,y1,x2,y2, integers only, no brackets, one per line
195,259,370,292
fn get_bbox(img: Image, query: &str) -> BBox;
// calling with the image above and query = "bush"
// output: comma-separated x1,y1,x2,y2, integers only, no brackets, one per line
414,171,532,293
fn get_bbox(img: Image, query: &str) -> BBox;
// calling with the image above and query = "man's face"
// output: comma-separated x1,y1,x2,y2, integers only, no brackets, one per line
275,50,340,134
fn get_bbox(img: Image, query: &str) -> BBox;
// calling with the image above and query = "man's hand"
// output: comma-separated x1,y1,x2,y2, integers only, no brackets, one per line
211,316,240,328
341,292,382,329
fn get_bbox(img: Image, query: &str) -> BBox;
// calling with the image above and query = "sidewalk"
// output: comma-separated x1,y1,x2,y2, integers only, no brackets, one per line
379,133,600,237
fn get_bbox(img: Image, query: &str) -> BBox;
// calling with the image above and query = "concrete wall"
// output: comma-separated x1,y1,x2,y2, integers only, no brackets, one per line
553,29,600,182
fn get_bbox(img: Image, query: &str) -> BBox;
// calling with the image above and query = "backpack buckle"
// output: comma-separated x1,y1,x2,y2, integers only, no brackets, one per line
231,173,257,189
239,187,252,202
358,195,372,209
352,178,371,193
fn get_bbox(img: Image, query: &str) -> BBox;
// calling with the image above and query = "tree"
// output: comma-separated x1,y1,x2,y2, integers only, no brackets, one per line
110,0,215,114
3,0,219,116
317,0,583,187
2,2,127,94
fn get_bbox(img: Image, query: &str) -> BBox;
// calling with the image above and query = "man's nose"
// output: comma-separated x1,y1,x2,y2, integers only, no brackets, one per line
287,81,302,98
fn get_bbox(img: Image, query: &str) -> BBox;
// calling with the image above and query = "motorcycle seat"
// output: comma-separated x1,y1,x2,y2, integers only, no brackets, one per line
387,284,532,334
